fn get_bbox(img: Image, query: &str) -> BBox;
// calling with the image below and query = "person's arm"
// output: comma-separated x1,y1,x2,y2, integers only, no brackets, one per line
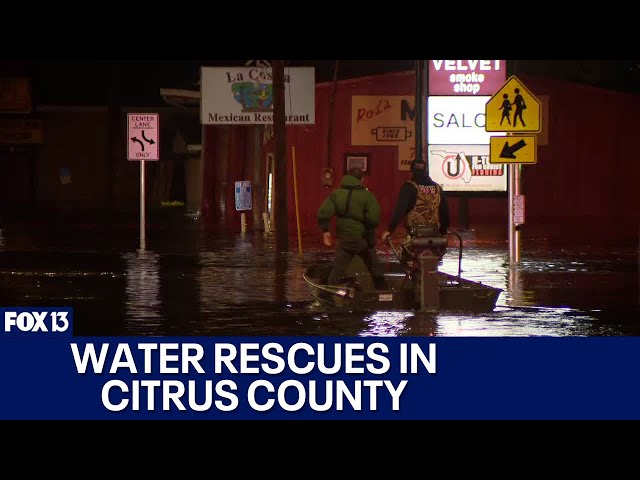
381,183,415,242
387,182,415,233
363,192,381,230
317,193,336,233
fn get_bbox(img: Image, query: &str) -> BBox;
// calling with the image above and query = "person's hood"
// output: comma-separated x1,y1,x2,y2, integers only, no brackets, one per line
340,174,363,187
413,173,437,186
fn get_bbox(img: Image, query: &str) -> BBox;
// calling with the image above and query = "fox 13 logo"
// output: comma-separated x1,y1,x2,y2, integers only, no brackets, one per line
3,308,71,333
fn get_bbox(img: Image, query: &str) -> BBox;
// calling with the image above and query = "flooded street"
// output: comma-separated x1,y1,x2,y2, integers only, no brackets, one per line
0,220,638,337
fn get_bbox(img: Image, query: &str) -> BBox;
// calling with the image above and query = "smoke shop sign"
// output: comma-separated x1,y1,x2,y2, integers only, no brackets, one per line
429,60,506,96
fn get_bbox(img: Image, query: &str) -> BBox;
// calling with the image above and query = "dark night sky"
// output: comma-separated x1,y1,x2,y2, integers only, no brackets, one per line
2,60,640,107
2,60,416,107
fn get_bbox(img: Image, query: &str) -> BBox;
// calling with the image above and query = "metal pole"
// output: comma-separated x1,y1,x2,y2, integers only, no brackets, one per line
414,60,423,163
508,163,515,264
272,60,289,252
506,59,518,266
423,59,429,174
515,164,521,263
292,145,303,255
140,160,146,251
326,60,340,169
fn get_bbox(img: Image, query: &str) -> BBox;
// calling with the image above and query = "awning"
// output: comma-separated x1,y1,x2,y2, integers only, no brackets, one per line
159,88,200,107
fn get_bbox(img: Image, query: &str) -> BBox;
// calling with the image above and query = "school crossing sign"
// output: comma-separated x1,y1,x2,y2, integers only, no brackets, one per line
489,135,537,164
485,76,541,165
485,76,541,133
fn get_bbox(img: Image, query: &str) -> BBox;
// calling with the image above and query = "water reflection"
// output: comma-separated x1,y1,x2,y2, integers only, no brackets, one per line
274,254,288,304
505,267,536,307
0,222,636,337
124,249,162,333
439,246,508,306
359,311,435,337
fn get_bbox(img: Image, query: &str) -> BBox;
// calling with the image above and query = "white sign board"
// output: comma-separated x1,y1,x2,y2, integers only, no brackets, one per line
427,96,505,145
200,66,315,125
235,181,252,211
127,113,159,161
428,144,507,192
514,194,525,224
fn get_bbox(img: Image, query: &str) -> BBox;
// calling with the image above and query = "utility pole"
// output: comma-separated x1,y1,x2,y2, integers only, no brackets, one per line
272,60,289,252
423,59,429,175
414,60,423,164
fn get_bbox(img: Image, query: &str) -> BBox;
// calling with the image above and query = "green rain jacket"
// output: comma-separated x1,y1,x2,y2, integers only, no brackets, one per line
317,174,381,241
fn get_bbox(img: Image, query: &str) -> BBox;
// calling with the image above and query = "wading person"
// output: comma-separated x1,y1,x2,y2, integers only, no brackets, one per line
381,160,450,243
317,167,386,289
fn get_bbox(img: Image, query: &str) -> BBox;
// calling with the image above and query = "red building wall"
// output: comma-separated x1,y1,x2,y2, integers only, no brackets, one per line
202,70,640,246
517,74,640,243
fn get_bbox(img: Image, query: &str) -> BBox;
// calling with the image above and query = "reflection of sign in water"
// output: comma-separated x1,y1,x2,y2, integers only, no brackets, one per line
485,76,541,133
124,251,162,325
428,144,506,192
351,96,415,171
235,181,252,211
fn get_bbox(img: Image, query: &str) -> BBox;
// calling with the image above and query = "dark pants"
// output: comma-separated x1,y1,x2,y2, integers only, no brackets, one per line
328,237,386,289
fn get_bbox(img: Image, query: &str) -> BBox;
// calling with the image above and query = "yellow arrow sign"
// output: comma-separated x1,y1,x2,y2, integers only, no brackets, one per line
485,76,541,133
490,135,537,164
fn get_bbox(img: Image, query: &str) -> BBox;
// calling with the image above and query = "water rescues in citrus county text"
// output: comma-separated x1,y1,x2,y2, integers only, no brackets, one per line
70,342,437,413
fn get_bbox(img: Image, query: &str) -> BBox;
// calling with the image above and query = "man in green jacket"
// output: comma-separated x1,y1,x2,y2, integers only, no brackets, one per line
317,167,386,289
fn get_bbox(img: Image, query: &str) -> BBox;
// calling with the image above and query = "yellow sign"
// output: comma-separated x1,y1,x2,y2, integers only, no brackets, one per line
485,76,541,133
0,78,32,114
489,135,537,164
0,118,43,144
351,96,415,171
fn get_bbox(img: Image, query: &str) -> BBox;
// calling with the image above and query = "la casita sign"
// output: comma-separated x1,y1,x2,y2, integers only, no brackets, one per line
200,66,315,125
429,60,506,96
225,68,291,83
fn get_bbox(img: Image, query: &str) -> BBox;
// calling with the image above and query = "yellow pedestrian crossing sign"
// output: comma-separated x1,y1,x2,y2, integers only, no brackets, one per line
485,76,541,133
490,135,537,164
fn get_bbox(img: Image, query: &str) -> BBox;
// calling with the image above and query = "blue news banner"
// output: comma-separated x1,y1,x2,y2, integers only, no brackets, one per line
1,307,640,420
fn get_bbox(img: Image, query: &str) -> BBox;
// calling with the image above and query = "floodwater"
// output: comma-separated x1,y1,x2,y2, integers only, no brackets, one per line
0,219,638,337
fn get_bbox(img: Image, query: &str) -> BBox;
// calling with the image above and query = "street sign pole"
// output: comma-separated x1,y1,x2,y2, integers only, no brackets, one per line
127,112,159,252
508,160,521,265
486,66,541,266
515,164,522,264
506,60,516,266
140,160,146,251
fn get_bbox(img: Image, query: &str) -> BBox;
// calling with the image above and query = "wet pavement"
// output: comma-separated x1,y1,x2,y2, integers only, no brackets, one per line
0,219,638,337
